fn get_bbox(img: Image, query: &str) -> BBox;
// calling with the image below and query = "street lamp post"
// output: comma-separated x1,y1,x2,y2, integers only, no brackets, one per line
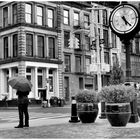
89,5,107,118
89,5,106,91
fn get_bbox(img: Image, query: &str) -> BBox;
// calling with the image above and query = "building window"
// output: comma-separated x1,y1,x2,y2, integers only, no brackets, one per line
85,35,90,51
104,52,109,64
37,35,44,57
112,32,117,48
63,9,69,25
26,34,33,56
64,31,70,48
3,7,8,27
4,37,9,58
103,29,109,48
135,38,140,54
112,53,117,66
48,37,55,58
37,6,43,25
103,10,108,25
25,3,32,23
84,14,89,28
48,9,54,28
64,55,71,72
85,57,91,74
75,56,81,72
13,34,18,57
13,4,17,24
74,12,79,26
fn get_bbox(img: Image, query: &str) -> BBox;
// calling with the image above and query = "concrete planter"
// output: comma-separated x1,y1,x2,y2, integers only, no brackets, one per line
105,103,131,126
77,103,99,123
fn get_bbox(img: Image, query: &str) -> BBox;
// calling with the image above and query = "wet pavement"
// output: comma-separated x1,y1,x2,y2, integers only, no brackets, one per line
0,105,140,139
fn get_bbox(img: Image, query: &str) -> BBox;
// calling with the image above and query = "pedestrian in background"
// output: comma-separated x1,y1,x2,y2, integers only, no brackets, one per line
15,90,29,128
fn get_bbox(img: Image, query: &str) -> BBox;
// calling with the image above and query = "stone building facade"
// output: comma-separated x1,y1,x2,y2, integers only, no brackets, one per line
2,1,140,104
0,1,63,102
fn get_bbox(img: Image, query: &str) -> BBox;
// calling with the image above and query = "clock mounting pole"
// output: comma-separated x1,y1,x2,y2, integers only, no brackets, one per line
109,3,140,123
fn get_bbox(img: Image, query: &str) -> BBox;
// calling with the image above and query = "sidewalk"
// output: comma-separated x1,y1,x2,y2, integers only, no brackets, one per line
0,115,140,138
1,105,140,138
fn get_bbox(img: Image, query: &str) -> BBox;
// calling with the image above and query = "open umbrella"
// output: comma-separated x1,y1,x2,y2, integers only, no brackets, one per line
8,76,32,92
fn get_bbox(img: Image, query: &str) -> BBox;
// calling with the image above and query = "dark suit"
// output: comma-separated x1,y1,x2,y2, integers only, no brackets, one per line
16,91,29,127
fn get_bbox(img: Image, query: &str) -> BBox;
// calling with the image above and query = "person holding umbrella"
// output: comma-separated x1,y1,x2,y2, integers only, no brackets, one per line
15,90,29,128
8,76,32,128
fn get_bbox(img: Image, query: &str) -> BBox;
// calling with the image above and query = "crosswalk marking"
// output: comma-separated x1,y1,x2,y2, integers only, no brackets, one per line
0,112,70,122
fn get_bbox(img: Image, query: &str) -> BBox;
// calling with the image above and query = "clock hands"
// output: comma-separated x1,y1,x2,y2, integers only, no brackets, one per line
121,16,132,26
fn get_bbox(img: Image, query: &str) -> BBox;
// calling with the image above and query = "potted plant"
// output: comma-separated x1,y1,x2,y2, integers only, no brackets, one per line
75,89,99,123
98,84,136,126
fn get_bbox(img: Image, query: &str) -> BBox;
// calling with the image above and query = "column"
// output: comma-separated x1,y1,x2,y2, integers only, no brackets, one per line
8,68,12,100
18,61,26,76
45,67,49,99
18,26,26,56
55,69,59,97
34,67,39,99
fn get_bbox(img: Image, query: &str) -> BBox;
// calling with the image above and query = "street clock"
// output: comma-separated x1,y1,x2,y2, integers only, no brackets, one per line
109,4,140,40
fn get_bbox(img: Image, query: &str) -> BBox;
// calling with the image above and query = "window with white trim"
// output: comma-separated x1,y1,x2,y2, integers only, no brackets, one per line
25,3,32,23
74,12,79,26
37,6,43,25
13,3,17,24
3,7,8,27
64,9,69,25
48,9,54,28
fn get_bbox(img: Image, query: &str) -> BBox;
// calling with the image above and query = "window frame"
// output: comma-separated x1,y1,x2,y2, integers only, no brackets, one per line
103,29,109,48
48,37,55,59
3,7,8,27
85,35,90,51
64,31,70,48
84,14,90,28
37,35,44,58
85,57,91,74
12,3,18,24
103,10,108,25
111,32,117,48
25,3,32,23
75,55,81,72
64,55,71,72
26,33,33,57
112,53,117,66
74,11,80,26
104,51,110,64
47,8,54,28
13,34,18,57
63,9,69,25
3,36,9,59
37,6,43,26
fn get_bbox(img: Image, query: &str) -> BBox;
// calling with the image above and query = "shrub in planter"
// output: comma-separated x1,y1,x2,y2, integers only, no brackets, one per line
75,89,99,123
98,84,136,126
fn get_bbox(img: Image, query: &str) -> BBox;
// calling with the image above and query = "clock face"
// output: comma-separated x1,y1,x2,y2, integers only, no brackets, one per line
109,4,139,34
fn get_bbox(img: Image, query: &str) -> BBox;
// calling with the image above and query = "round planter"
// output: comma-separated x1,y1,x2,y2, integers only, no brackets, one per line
77,103,99,123
105,103,131,127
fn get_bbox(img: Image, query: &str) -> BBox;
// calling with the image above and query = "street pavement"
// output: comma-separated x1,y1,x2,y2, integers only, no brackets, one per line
0,105,140,138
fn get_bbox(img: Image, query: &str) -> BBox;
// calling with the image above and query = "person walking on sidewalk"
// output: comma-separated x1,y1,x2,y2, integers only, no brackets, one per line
15,90,29,128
